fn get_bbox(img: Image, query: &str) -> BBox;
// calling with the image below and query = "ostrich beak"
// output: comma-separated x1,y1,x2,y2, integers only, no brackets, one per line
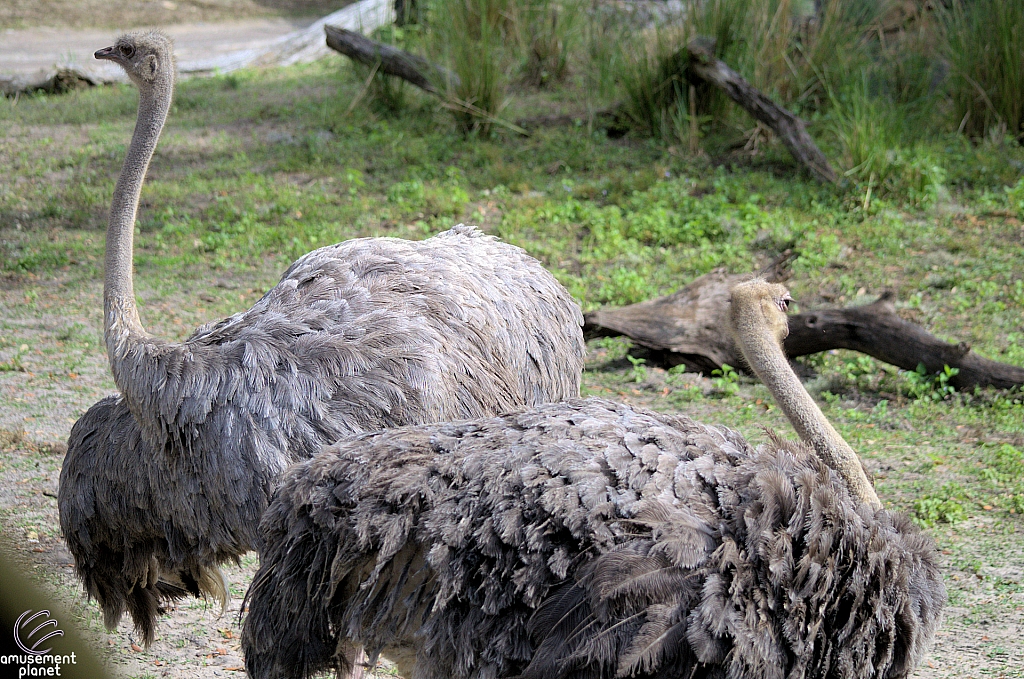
95,45,119,62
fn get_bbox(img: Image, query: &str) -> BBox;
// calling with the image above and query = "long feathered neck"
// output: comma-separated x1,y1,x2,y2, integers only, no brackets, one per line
104,69,174,391
732,287,882,510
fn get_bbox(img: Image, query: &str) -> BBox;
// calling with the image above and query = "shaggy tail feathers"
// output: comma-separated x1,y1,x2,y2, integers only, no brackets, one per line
523,445,945,679
74,546,228,646
241,467,345,679
60,396,233,646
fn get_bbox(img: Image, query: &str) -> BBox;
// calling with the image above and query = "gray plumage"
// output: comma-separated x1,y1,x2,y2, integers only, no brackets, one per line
242,280,945,679
59,29,584,647
241,397,944,679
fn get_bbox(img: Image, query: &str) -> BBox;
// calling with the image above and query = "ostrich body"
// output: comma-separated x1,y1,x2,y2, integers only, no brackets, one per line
58,30,584,645
241,280,945,679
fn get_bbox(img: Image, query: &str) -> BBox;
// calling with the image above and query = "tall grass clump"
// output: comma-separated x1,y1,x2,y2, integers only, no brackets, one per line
693,0,794,100
426,0,515,133
419,0,587,130
517,0,583,87
826,73,946,206
615,24,692,142
611,0,878,147
685,0,876,112
828,76,904,182
787,0,878,108
581,4,627,116
943,0,1024,139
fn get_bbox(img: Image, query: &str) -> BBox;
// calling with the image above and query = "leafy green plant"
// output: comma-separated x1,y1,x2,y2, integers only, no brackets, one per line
1006,176,1024,218
710,363,740,397
626,354,648,383
979,444,1024,484
840,354,877,386
913,483,969,526
666,365,704,401
904,364,959,401
387,172,469,218
978,444,1024,512
594,266,656,307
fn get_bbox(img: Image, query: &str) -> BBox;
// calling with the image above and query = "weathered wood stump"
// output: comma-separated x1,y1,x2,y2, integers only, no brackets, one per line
585,265,1024,391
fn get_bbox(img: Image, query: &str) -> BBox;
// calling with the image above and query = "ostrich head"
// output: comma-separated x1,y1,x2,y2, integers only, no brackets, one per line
729,277,793,347
95,31,175,89
729,276,883,509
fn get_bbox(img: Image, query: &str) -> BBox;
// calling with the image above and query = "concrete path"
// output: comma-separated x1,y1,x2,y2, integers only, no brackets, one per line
0,0,391,86
0,18,316,76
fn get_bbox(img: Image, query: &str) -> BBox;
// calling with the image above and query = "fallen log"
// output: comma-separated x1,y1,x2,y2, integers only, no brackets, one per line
785,293,1024,391
585,267,1024,391
0,68,101,97
585,253,794,374
684,37,838,184
324,24,459,93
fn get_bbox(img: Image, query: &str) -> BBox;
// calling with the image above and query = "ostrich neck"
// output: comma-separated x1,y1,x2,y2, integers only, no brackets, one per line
738,320,883,510
104,79,174,407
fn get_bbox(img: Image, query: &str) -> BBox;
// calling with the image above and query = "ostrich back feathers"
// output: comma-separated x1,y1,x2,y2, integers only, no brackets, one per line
59,225,585,644
242,398,944,679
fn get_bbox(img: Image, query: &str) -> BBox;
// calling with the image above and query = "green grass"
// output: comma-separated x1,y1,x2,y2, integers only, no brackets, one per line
4,56,1024,311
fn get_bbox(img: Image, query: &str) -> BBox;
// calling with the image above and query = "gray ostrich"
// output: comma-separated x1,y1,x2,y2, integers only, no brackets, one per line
58,30,584,646
242,278,945,679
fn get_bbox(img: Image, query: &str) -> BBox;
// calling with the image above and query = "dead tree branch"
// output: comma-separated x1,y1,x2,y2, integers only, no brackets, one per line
585,265,1024,391
785,293,1024,390
0,68,101,97
685,37,838,183
324,24,459,94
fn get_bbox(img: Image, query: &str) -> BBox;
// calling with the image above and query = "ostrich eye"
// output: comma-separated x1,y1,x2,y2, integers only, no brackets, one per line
776,294,793,312
119,44,135,58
